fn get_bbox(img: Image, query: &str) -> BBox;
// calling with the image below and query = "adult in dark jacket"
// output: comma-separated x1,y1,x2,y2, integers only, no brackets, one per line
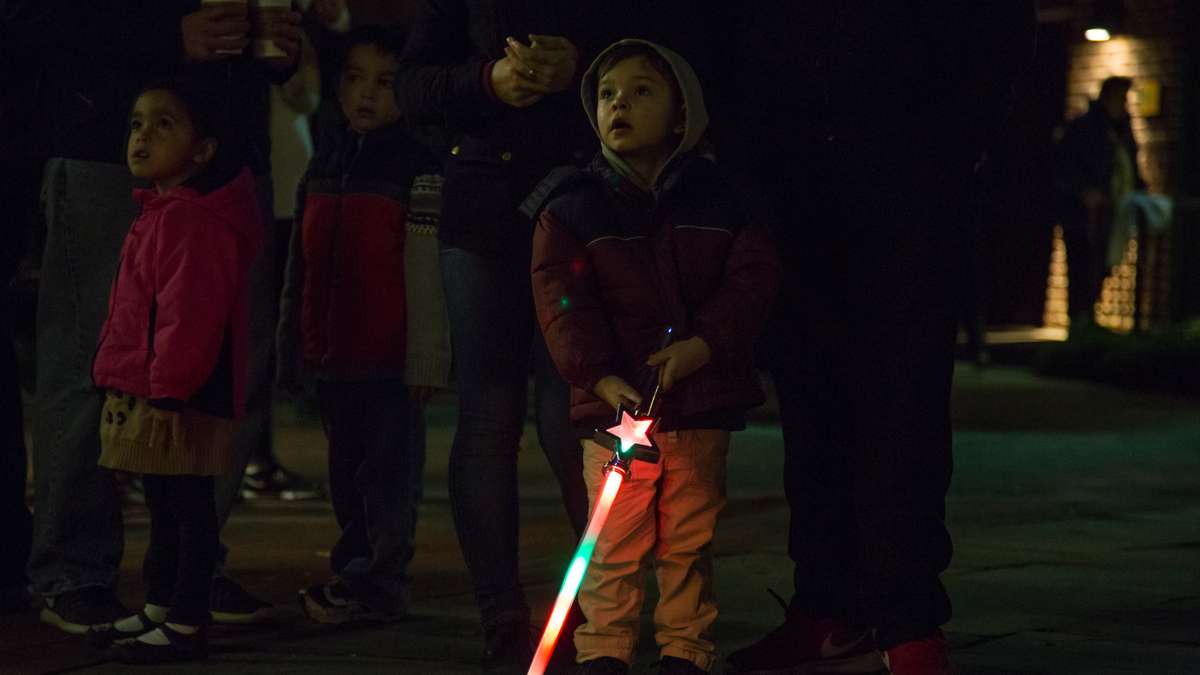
1055,76,1145,328
0,0,46,616
722,4,1037,674
393,2,601,669
27,0,301,634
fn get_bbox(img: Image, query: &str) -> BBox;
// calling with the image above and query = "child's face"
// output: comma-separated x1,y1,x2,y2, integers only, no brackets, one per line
339,44,401,134
127,90,213,191
596,56,682,160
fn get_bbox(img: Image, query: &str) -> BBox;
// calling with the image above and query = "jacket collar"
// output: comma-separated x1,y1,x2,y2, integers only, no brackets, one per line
133,183,200,209
590,147,714,205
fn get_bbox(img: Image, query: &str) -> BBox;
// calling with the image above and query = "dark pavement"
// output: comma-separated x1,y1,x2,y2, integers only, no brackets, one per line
3,364,1199,674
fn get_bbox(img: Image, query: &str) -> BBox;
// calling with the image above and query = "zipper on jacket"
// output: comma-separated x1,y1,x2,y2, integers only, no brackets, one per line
147,295,157,358
323,135,365,365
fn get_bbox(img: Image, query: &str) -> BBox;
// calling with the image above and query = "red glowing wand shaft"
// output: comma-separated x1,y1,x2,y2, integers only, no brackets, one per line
527,467,625,675
527,327,670,675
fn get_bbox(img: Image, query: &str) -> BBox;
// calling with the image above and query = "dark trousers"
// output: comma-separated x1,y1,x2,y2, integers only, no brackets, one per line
142,475,218,626
767,147,963,649
2,326,31,591
439,246,588,629
1062,215,1112,322
318,379,424,613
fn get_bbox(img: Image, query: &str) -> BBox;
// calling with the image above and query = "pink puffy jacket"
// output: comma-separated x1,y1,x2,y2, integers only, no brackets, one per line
93,168,263,417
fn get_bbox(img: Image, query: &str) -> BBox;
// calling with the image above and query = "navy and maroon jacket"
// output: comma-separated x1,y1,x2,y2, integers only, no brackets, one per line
530,152,781,431
279,123,439,380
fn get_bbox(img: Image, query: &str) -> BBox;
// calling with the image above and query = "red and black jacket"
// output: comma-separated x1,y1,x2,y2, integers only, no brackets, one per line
283,124,438,380
530,153,781,432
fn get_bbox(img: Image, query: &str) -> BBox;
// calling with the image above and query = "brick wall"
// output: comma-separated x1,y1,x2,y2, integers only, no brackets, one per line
1045,0,1195,329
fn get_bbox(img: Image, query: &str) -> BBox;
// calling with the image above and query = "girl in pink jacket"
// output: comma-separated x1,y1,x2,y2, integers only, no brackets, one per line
87,78,262,663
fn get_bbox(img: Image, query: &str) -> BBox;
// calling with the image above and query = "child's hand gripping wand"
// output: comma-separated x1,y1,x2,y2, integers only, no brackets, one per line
527,327,673,675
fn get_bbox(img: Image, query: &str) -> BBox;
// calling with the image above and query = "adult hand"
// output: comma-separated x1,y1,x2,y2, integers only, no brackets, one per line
646,336,711,392
181,4,250,63
311,0,346,26
409,385,439,408
257,9,303,70
593,375,643,411
504,34,578,94
490,53,551,108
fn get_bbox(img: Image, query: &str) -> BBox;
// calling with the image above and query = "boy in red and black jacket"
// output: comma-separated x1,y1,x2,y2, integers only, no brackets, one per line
528,40,779,674
276,25,449,624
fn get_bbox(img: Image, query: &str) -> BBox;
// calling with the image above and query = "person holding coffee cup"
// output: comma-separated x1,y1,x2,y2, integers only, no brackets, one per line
190,0,301,66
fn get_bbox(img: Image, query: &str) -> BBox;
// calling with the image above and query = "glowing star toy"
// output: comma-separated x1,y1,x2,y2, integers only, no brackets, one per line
527,328,671,675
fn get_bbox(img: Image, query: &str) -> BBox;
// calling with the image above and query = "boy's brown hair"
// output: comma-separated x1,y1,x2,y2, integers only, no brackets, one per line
594,43,682,103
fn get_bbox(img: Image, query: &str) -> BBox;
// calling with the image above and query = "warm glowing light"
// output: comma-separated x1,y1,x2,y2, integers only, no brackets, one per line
1085,27,1111,42
528,468,625,675
606,410,653,455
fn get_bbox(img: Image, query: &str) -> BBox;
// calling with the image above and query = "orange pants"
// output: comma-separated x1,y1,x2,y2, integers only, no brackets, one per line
574,429,730,671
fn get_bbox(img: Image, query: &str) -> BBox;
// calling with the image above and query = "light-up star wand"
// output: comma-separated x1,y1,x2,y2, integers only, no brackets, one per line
527,327,673,675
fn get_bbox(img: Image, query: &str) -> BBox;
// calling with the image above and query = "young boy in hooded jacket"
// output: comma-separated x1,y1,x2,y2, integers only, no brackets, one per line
528,40,781,675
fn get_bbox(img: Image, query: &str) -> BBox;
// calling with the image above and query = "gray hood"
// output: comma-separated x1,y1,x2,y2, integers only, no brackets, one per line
581,39,709,191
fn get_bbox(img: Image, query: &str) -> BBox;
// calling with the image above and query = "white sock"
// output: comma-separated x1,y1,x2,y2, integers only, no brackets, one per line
113,603,170,633
164,622,198,635
135,628,170,646
112,614,145,633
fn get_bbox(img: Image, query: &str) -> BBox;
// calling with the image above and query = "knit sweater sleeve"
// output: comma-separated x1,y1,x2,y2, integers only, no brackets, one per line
403,174,452,389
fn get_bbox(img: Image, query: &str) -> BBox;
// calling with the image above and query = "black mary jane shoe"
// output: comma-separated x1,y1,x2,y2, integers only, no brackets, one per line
106,623,208,664
84,610,161,652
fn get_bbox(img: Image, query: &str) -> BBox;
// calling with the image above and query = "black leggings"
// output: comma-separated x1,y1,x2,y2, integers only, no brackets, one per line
141,474,217,625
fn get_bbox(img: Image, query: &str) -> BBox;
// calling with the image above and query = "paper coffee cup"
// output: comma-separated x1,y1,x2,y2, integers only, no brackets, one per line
251,0,291,59
201,0,249,55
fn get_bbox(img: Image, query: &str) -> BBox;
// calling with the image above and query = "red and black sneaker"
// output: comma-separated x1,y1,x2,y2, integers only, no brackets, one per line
724,596,884,674
882,630,955,675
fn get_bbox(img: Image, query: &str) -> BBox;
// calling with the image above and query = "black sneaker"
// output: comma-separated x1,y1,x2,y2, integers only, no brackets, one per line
39,587,129,635
107,624,208,664
241,463,323,501
210,576,280,624
482,619,536,673
571,657,630,675
298,579,404,624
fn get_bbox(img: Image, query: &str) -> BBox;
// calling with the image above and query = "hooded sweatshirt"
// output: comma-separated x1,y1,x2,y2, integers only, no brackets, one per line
580,39,710,193
531,39,780,431
93,167,264,418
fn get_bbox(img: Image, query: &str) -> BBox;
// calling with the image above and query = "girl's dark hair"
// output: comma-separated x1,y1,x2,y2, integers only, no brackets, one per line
595,43,681,101
129,77,238,191
341,24,406,67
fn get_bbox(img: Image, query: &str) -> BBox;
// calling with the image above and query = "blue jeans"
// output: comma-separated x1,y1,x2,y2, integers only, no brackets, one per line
439,246,588,629
318,379,425,613
29,159,275,596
